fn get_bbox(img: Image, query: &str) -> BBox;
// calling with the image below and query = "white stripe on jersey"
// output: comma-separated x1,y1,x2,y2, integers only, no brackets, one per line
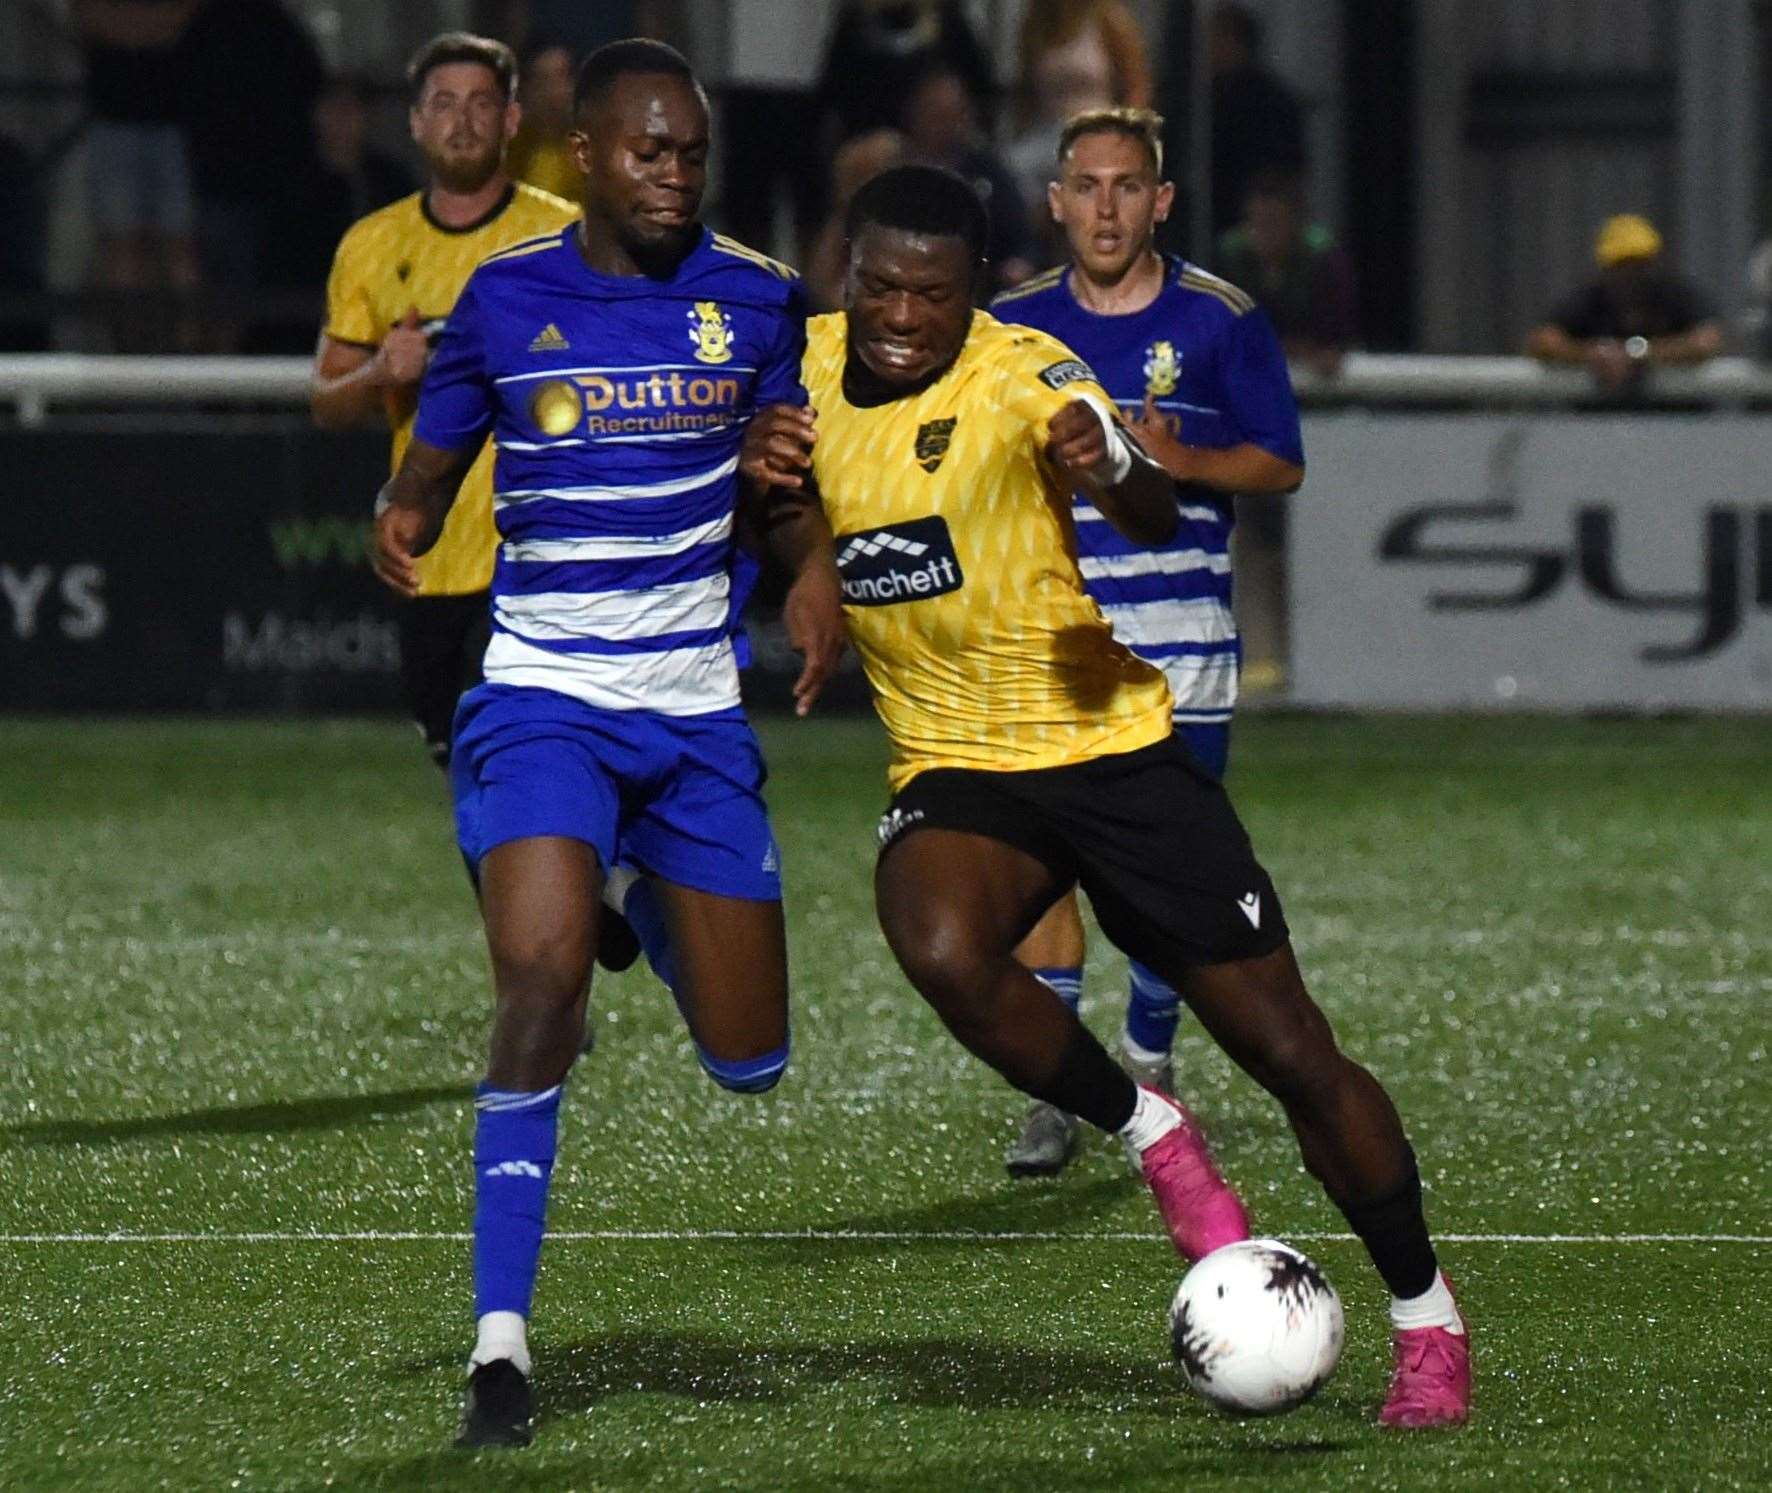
494,363,757,385
501,513,733,564
494,573,730,643
497,457,738,507
1097,596,1236,649
1153,651,1237,716
1078,548,1232,581
1072,502,1224,527
483,631,741,716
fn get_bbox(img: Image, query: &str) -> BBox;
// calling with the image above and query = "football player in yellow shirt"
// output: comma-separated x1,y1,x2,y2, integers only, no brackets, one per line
311,32,576,768
744,165,1471,1429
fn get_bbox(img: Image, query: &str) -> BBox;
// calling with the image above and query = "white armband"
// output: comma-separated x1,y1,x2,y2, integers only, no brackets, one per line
1077,390,1134,486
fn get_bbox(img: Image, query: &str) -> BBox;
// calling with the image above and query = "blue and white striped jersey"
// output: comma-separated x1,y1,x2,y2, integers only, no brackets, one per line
414,225,805,716
990,256,1302,724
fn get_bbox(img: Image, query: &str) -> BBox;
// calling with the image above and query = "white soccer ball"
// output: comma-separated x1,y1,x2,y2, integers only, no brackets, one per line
1168,1238,1345,1415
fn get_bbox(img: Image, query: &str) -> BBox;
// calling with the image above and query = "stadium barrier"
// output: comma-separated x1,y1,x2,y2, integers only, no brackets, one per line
1,354,1768,712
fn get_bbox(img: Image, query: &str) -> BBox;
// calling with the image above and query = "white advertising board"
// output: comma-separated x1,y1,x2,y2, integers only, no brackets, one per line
1290,414,1772,709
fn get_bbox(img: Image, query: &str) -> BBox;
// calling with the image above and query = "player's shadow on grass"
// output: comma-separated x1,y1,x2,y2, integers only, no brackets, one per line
6,1082,473,1146
543,1328,1180,1415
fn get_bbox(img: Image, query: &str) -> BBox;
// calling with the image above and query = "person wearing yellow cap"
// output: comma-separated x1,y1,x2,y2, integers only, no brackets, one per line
1526,213,1724,392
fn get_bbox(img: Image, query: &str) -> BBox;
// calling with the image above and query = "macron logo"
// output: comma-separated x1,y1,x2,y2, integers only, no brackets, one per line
1236,892,1262,929
483,1160,543,1179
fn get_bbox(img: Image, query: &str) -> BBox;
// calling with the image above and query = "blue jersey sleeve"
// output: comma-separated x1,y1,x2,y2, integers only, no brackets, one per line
1219,309,1304,468
413,278,495,453
751,279,809,408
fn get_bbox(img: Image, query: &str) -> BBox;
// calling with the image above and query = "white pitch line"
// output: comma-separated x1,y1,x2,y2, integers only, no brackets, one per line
2,1230,1768,1245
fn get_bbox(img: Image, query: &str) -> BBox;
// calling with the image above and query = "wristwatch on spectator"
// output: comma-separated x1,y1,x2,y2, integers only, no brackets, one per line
1624,335,1650,363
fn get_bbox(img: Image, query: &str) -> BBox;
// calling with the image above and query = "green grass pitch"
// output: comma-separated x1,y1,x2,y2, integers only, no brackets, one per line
2,713,1768,1490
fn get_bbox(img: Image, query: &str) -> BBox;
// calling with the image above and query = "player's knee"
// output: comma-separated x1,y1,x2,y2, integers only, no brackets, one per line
491,928,590,1007
696,1037,790,1094
886,913,990,1010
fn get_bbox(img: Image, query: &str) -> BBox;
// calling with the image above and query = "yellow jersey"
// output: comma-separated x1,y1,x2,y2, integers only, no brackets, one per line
322,182,577,595
804,310,1173,792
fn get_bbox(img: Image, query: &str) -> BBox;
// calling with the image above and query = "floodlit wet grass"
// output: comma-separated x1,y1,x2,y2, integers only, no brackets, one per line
2,714,1768,1490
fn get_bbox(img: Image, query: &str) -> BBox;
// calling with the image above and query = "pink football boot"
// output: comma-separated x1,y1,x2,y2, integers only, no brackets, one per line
1134,1088,1250,1262
1380,1282,1472,1428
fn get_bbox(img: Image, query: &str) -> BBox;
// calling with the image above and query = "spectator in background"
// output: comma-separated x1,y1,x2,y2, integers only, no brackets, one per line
1527,214,1725,394
805,128,906,311
1003,0,1151,263
1215,168,1356,376
176,0,324,348
1208,2,1305,241
257,73,417,351
505,39,581,204
0,130,49,351
816,1,994,145
471,0,685,57
900,64,1035,295
72,0,201,350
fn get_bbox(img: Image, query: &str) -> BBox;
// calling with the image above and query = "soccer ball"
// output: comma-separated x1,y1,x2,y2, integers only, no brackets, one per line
1168,1238,1344,1415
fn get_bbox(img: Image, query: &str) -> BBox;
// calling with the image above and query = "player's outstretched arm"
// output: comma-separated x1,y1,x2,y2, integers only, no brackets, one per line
311,310,430,431
1047,397,1178,548
370,436,475,598
750,462,845,717
1128,395,1304,495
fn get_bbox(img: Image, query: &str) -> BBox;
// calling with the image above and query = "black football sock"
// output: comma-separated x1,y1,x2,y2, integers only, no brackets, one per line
1033,1023,1138,1134
1335,1153,1439,1300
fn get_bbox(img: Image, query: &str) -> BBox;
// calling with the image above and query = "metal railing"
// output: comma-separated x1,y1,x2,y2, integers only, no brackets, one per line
3,352,1772,426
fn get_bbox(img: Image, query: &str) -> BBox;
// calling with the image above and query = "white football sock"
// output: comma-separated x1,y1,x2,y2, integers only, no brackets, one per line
1120,1034,1168,1068
470,1310,532,1376
1116,1086,1181,1155
1390,1270,1464,1335
602,864,638,916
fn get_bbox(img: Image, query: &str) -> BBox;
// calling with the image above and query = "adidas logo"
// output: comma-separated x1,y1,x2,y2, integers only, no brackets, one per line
483,1160,543,1179
1237,892,1262,928
528,323,570,352
836,532,930,566
761,843,779,874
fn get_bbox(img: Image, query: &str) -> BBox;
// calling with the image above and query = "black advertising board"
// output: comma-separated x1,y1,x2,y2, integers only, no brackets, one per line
0,419,396,710
0,417,868,713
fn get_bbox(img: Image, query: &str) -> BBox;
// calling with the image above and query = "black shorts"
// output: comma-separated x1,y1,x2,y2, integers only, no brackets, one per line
397,591,491,768
877,733,1289,973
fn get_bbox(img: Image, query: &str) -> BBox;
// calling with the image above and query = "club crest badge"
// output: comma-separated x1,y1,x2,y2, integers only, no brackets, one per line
914,417,957,473
1144,340,1180,397
688,300,735,364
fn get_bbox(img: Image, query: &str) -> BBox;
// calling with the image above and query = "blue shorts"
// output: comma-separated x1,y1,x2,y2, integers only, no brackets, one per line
450,684,782,901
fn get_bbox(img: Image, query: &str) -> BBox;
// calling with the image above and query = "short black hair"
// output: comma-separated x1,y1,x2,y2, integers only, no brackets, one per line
406,32,516,106
845,165,989,265
573,37,700,117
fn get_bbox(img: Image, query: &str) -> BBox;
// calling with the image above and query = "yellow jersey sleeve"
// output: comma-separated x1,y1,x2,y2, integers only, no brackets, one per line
322,218,384,348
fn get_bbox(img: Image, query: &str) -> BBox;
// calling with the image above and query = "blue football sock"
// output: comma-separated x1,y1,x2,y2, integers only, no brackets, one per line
696,1037,791,1093
1124,958,1182,1055
472,1082,562,1320
1031,964,1083,1014
623,876,679,993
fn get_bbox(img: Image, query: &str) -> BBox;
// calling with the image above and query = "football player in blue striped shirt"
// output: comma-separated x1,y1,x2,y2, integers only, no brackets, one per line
373,40,843,1449
988,106,1305,1180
